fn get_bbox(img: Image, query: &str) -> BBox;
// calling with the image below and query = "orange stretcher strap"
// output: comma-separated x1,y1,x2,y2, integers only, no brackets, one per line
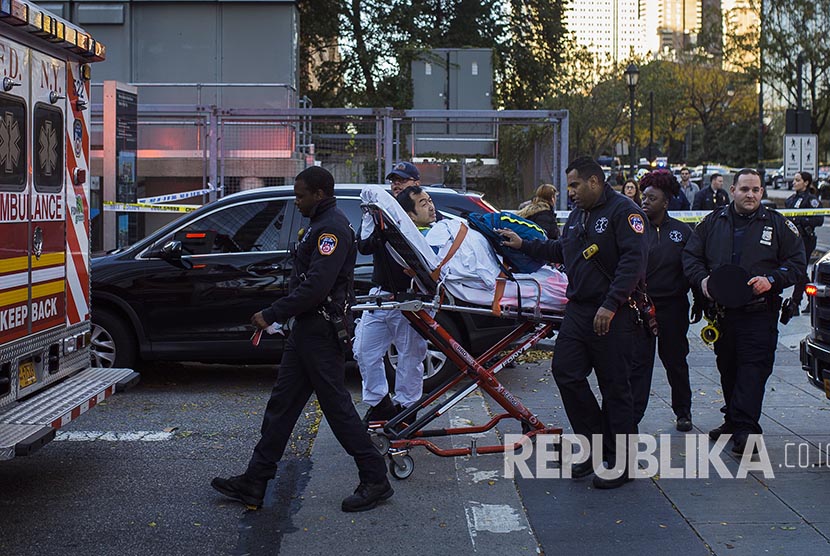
491,275,507,316
429,223,468,282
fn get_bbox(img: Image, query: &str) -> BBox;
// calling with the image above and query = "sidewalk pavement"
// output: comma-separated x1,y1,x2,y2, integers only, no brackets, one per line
273,306,830,555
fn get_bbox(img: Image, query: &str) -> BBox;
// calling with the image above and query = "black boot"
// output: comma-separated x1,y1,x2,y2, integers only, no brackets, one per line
708,421,733,441
211,474,268,508
363,394,397,424
341,479,394,512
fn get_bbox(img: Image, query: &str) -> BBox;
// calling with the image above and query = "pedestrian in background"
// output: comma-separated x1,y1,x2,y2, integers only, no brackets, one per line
622,178,641,207
785,171,824,315
516,183,560,239
692,173,730,211
212,166,393,513
630,169,694,432
678,167,699,207
683,168,805,456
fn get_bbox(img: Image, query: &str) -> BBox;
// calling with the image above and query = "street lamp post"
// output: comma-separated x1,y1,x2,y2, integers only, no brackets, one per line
649,91,654,163
624,64,640,179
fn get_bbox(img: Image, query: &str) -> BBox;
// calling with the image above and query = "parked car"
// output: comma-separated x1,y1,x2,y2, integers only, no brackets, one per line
800,249,830,396
90,184,510,390
767,165,786,190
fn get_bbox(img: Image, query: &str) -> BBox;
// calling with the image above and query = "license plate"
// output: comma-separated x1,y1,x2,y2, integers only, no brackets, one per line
19,360,36,389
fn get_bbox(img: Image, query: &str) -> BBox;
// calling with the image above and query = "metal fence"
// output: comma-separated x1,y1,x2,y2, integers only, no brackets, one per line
91,100,569,211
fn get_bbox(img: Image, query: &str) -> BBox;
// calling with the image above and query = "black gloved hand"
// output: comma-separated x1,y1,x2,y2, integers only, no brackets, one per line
780,298,794,325
690,288,704,324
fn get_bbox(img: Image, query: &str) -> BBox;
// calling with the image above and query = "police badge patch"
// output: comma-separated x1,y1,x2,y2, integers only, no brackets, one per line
628,214,645,234
811,198,820,208
785,219,800,237
760,225,773,246
318,233,338,255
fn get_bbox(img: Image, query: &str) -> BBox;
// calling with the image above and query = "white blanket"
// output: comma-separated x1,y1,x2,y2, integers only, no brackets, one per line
360,185,568,313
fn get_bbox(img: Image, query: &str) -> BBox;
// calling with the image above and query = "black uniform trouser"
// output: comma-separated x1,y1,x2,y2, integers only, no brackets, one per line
630,295,692,424
713,303,779,438
246,313,387,484
551,301,636,462
793,233,817,303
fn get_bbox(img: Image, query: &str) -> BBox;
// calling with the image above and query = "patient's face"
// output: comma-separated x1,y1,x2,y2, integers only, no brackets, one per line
407,191,436,227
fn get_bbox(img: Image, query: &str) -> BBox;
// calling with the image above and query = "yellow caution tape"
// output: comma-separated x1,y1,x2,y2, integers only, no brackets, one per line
103,201,198,213
555,208,830,224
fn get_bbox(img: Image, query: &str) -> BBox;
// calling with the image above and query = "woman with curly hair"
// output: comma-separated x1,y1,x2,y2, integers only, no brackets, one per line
516,183,560,239
629,169,695,432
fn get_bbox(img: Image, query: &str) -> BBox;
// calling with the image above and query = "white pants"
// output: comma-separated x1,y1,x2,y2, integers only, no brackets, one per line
354,290,428,408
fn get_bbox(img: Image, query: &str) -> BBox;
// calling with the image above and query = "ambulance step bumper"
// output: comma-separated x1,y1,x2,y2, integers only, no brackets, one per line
0,367,139,460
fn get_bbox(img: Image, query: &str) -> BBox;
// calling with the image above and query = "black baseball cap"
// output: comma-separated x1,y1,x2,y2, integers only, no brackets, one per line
386,161,420,181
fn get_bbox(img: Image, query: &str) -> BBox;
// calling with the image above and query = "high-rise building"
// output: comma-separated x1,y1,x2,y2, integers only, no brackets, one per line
639,0,703,56
564,0,642,65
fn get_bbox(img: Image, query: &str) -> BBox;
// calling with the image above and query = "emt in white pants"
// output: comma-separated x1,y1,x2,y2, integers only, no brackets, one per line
354,286,428,410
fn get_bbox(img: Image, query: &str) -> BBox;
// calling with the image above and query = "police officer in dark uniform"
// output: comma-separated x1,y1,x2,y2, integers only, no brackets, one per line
785,170,823,314
630,169,694,431
499,156,648,489
683,168,805,455
212,166,392,512
692,173,730,211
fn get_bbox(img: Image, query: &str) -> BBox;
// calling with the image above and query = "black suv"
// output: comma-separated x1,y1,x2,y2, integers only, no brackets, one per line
90,185,511,390
801,250,830,397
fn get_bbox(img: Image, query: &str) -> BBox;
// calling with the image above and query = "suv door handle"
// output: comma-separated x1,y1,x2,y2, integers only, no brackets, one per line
246,263,283,274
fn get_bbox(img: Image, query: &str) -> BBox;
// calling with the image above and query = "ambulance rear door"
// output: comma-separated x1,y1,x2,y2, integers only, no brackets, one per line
28,49,66,339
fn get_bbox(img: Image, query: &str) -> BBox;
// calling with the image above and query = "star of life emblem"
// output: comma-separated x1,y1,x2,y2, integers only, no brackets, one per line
669,230,683,243
594,217,609,234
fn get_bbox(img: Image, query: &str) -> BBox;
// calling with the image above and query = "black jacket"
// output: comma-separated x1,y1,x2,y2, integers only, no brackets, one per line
645,216,692,299
262,197,356,323
526,209,560,240
682,203,806,298
520,184,648,312
785,191,823,235
692,186,729,211
357,227,412,294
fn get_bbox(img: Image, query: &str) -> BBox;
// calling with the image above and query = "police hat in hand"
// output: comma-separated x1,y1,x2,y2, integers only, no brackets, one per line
707,264,753,308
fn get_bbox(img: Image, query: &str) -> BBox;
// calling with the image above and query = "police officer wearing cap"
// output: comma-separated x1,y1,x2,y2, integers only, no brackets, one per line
212,166,392,513
354,162,428,424
499,156,648,489
785,171,823,314
683,168,806,455
630,170,694,432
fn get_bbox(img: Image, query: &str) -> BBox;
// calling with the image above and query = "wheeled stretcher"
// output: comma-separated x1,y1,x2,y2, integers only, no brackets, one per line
352,186,566,479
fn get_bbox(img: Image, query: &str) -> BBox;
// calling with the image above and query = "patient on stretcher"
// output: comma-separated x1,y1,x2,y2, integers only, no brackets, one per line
360,185,568,313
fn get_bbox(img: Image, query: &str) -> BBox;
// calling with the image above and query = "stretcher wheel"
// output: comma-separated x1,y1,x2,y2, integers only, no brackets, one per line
389,454,414,480
371,432,391,455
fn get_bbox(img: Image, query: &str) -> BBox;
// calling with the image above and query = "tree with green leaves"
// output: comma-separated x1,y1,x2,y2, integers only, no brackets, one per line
726,0,830,135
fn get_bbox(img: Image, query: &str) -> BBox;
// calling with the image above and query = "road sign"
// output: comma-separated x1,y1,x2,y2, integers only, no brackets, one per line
783,134,818,179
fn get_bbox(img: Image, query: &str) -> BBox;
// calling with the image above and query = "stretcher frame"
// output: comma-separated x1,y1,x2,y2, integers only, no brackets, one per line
352,204,564,479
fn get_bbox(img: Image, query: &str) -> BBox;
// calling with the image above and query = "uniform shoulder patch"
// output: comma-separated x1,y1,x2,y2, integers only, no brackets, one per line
785,219,800,237
318,233,338,255
811,198,820,208
627,213,645,234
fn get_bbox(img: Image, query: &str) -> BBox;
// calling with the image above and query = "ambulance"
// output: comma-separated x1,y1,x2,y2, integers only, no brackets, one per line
0,0,138,460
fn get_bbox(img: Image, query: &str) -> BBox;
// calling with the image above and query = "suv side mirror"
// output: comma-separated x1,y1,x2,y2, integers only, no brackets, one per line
144,240,191,268
160,240,183,260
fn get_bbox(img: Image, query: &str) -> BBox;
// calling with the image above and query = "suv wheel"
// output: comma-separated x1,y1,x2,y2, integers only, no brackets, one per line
91,309,137,369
